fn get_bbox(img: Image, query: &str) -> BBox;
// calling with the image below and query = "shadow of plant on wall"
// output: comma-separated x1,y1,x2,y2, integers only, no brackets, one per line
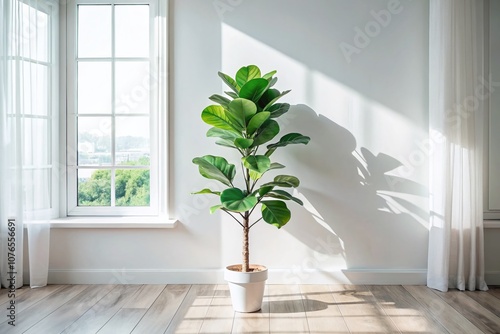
279,104,429,275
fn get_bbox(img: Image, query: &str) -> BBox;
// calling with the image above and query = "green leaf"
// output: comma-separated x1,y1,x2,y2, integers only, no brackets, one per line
192,188,221,196
262,70,277,80
266,133,311,156
258,186,274,196
268,77,278,87
209,94,231,107
192,155,236,187
263,90,291,111
228,98,257,127
206,128,241,141
270,162,286,170
242,155,271,174
261,200,291,228
249,170,262,181
258,88,280,109
210,204,223,214
261,181,295,188
221,188,258,212
251,120,280,147
247,112,270,136
201,105,240,133
275,175,300,187
235,65,261,88
216,139,237,148
239,78,270,103
268,103,290,118
225,91,239,99
234,138,254,149
266,189,303,205
218,71,239,93
261,175,300,188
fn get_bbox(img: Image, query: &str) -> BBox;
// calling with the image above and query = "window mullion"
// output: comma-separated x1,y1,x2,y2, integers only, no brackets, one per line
110,3,116,207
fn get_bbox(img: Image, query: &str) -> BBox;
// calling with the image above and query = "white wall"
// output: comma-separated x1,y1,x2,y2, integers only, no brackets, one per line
484,0,500,284
43,0,433,285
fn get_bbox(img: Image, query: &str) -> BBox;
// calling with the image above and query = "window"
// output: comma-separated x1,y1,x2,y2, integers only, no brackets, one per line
66,0,167,216
5,0,59,218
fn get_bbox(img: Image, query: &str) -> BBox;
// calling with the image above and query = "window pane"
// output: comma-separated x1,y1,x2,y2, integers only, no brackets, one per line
78,117,112,166
115,5,149,57
23,118,49,166
115,61,150,114
116,117,150,165
78,62,111,114
22,62,48,116
78,169,111,206
115,169,150,206
18,3,49,62
24,169,51,210
78,5,111,58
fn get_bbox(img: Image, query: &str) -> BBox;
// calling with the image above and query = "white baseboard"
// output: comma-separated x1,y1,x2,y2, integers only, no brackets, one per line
486,271,500,285
48,268,428,285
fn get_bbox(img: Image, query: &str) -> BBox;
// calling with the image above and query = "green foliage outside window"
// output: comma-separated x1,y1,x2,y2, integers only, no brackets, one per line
78,157,150,206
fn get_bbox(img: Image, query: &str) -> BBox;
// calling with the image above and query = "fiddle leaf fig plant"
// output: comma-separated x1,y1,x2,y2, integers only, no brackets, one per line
192,65,310,272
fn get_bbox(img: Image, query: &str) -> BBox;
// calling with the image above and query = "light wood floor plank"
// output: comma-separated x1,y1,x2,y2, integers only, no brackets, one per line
330,284,399,333
0,284,64,325
131,284,191,334
23,284,114,334
0,284,90,334
368,285,448,333
465,289,500,318
268,284,309,333
300,284,348,333
165,284,216,334
404,285,483,334
97,308,148,334
0,285,30,305
488,286,500,300
62,284,143,334
123,284,166,309
434,289,500,334
199,284,235,334
0,284,494,333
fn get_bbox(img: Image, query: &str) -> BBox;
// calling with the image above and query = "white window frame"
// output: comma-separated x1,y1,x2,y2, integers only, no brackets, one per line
64,0,168,217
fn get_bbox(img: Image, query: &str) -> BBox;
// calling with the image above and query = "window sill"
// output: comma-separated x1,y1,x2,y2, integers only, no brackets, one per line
484,220,500,228
48,217,178,229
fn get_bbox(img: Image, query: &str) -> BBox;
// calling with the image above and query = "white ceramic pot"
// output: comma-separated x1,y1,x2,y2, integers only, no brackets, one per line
224,264,268,313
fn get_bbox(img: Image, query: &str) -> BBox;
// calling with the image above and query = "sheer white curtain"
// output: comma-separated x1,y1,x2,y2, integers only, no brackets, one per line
0,0,57,289
428,0,488,292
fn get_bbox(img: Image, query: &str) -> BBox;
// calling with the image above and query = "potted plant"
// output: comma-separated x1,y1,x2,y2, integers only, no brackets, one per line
192,65,310,312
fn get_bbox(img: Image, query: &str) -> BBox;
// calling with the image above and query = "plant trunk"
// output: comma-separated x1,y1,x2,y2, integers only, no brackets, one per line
242,215,249,272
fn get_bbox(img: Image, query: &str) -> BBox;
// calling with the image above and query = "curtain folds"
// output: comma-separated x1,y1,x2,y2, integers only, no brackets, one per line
0,0,55,289
428,0,488,292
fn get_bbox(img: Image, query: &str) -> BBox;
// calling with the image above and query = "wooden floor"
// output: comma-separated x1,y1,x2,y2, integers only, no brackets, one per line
0,284,499,333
